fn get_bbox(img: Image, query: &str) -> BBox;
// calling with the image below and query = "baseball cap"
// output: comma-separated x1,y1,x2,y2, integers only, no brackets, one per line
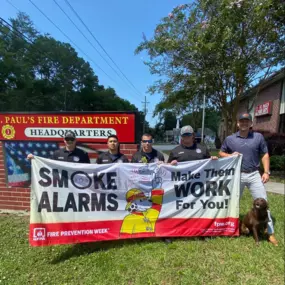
180,125,194,136
64,131,76,139
238,113,252,121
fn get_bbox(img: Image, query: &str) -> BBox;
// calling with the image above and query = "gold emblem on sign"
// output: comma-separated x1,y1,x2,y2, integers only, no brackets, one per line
1,124,15,139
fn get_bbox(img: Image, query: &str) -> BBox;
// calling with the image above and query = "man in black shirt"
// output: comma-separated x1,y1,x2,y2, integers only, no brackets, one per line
168,125,218,164
131,133,165,163
96,135,129,164
27,131,90,163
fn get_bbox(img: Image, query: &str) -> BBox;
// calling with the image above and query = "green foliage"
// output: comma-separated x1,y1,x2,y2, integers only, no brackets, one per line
181,107,220,134
270,156,285,171
0,13,138,113
136,0,285,135
163,111,177,130
265,133,285,156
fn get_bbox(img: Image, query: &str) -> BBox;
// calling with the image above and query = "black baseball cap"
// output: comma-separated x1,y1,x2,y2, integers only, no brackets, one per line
238,113,252,121
64,131,76,139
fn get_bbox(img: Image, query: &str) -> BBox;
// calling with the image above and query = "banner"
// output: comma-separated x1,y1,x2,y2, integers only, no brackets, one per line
0,112,136,142
30,156,241,246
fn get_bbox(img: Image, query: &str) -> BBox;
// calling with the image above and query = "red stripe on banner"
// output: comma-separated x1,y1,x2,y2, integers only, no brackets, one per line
152,204,162,211
152,189,164,196
30,217,239,247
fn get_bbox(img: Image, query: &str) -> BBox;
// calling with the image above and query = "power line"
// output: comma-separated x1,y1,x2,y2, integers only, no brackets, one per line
0,17,68,108
6,0,20,12
64,0,144,98
26,0,118,86
0,17,64,69
6,0,45,38
0,18,109,110
0,17,33,44
26,0,142,104
5,0,145,106
51,0,141,102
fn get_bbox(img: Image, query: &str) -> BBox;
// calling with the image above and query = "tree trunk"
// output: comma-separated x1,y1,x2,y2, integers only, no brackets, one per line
231,84,244,133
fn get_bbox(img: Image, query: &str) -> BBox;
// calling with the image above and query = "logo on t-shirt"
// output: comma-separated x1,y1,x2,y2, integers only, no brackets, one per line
196,149,202,153
73,156,80,162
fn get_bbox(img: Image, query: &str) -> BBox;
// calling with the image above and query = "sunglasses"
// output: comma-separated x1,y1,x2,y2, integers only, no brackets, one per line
182,133,193,137
65,138,75,142
142,139,153,143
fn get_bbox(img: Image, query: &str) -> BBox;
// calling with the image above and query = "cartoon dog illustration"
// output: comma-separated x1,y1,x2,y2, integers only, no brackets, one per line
120,188,164,235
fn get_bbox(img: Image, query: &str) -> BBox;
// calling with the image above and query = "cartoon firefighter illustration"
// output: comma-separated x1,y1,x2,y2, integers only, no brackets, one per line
120,187,164,235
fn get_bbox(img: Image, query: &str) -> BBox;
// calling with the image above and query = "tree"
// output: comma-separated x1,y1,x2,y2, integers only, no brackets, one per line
181,107,220,134
136,0,285,135
0,13,140,115
163,111,177,130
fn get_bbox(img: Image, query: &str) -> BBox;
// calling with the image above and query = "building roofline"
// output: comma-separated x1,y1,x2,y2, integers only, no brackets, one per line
240,67,285,101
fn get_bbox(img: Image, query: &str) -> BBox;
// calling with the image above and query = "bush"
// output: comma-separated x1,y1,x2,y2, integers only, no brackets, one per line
257,132,285,156
215,136,221,149
260,155,285,172
270,155,285,171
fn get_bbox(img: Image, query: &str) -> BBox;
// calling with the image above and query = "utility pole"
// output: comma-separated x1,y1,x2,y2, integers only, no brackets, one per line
142,95,149,134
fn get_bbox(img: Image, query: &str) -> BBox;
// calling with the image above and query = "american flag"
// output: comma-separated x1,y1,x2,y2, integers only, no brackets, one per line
4,141,59,187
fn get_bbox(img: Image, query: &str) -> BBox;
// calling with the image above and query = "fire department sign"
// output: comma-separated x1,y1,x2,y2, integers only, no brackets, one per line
0,112,137,143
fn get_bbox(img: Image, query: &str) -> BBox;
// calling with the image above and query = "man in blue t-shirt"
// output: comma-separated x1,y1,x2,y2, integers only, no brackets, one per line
219,113,278,246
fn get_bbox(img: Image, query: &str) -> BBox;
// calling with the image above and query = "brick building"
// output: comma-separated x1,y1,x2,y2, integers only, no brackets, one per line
219,68,285,140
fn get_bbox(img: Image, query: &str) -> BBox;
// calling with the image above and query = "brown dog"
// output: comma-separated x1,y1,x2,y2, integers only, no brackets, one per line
240,198,269,245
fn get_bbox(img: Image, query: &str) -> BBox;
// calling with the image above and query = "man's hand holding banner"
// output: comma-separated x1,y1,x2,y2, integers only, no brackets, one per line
30,156,241,246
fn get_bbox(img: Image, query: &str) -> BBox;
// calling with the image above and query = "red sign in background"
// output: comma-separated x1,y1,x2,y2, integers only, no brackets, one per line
254,101,272,117
0,113,136,143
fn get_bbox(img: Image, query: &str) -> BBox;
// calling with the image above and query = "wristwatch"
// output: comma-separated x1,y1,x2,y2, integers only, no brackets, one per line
264,171,271,175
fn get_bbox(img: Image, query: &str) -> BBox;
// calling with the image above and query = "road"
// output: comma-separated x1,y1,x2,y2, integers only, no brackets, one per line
153,144,176,151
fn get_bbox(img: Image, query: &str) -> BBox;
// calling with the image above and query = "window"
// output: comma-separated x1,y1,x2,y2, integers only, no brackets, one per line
280,80,285,115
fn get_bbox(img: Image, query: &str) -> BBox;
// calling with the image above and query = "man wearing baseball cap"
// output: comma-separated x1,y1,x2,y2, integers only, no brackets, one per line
219,113,278,246
168,125,218,164
27,130,90,163
51,131,90,163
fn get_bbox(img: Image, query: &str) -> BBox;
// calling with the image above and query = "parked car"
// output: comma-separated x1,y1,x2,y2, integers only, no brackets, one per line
195,132,202,143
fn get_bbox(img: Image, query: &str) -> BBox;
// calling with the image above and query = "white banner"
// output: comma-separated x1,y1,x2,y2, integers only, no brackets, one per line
30,156,241,246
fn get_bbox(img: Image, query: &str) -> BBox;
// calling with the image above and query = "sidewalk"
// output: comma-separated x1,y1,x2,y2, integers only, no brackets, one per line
265,182,285,195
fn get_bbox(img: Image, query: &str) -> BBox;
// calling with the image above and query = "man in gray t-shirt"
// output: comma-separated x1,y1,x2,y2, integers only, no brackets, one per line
219,113,278,246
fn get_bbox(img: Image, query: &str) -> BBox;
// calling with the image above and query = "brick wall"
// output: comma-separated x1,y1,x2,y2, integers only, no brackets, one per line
252,81,282,133
0,142,138,211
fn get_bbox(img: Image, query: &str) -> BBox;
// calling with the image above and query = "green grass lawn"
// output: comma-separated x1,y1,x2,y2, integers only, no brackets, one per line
0,191,284,285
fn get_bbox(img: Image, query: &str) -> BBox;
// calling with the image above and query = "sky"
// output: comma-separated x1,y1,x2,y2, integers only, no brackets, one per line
1,0,186,126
